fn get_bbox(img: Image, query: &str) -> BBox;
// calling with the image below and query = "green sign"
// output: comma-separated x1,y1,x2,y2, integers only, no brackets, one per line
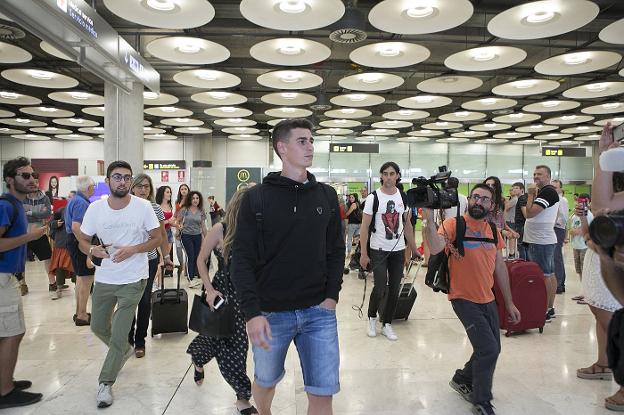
226,167,262,203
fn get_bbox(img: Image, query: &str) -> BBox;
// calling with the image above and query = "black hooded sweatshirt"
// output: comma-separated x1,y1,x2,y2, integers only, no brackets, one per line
230,171,345,321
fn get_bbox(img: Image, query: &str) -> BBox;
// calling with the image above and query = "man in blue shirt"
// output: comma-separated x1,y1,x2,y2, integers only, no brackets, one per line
64,176,95,326
0,157,46,409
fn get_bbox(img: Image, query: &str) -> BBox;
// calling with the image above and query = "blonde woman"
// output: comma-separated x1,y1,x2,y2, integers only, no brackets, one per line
186,188,258,414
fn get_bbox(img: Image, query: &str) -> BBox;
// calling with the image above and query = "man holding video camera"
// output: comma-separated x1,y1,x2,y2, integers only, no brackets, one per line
422,183,520,415
360,162,419,341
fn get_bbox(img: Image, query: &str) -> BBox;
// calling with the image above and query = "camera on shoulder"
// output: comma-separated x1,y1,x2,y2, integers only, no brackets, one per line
590,210,624,252
406,165,459,209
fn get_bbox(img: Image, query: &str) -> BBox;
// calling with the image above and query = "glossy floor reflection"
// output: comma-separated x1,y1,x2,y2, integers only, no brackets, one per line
5,245,620,414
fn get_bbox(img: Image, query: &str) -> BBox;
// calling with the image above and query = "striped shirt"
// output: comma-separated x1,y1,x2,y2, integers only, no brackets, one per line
148,202,165,260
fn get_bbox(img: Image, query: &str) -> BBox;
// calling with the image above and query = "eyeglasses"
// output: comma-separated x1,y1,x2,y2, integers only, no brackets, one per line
470,194,492,204
110,173,133,183
14,172,38,180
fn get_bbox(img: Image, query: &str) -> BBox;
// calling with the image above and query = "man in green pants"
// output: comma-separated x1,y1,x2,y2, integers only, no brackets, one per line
77,161,160,408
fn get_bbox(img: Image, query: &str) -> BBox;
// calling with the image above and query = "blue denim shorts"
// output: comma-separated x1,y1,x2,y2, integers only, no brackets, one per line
527,243,556,276
252,304,340,396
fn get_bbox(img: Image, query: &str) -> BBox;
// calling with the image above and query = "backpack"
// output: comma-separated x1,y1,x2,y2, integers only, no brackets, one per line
425,215,498,294
0,196,20,260
248,183,338,266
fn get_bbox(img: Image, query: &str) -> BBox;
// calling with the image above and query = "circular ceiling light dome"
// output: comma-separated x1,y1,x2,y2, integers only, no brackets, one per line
104,0,215,29
240,0,345,31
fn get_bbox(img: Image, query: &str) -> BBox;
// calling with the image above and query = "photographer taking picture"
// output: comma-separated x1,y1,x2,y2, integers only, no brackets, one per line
422,183,520,415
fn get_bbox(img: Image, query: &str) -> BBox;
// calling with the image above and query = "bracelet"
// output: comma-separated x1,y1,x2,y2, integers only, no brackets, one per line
88,245,94,256
164,254,170,259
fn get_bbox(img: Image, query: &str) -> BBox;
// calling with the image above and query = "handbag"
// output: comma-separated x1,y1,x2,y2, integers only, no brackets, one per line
188,291,236,338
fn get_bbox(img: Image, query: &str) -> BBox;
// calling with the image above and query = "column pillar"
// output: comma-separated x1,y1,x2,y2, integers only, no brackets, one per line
104,81,144,173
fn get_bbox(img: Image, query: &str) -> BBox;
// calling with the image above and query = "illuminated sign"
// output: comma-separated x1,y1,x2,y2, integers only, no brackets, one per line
143,160,186,170
330,143,379,153
541,147,586,157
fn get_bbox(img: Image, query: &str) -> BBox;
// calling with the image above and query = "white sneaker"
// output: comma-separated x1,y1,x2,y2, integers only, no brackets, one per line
96,383,113,408
382,324,398,341
367,317,377,337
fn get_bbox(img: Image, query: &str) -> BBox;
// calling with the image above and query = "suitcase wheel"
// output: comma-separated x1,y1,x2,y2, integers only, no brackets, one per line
539,327,544,334
505,331,511,337
404,317,408,321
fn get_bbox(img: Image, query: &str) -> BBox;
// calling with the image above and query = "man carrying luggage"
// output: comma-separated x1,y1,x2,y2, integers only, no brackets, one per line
359,161,420,341
230,119,345,415
77,161,161,408
423,183,521,415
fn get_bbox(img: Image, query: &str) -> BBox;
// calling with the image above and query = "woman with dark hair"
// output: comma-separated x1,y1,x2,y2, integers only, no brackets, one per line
186,188,258,414
177,190,208,287
174,184,190,278
128,174,172,357
156,185,175,289
46,175,59,200
345,193,361,256
484,176,519,241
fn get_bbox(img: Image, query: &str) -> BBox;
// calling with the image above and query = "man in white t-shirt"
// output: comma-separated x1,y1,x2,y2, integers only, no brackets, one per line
523,165,560,322
77,161,161,409
360,162,419,341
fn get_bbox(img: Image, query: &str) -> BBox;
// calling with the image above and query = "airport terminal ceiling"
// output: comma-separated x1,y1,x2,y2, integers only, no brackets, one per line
0,0,622,145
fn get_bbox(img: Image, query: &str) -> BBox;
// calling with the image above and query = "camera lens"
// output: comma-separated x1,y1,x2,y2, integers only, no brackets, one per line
590,214,624,249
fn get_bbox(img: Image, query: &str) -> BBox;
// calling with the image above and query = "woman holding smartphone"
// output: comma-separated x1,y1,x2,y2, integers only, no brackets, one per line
186,188,257,415
177,190,208,287
174,184,190,279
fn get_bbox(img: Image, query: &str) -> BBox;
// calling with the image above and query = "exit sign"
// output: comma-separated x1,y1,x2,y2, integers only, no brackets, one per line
542,147,586,157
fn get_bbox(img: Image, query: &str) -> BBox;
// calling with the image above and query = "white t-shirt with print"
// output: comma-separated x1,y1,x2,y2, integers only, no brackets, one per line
363,188,406,251
80,195,160,284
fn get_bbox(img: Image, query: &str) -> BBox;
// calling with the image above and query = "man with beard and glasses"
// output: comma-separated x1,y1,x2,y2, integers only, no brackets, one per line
77,161,161,409
0,157,46,409
422,184,521,415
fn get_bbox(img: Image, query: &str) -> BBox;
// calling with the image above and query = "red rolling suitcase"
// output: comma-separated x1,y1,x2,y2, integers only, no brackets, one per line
494,259,547,337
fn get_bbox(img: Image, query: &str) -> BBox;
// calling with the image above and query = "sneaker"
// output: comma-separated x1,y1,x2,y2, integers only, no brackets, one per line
548,307,556,319
367,317,377,337
358,271,366,280
49,284,60,300
381,323,398,341
56,288,62,299
0,389,43,409
19,284,28,296
472,401,496,415
135,347,145,358
96,383,113,408
449,379,473,403
545,313,552,323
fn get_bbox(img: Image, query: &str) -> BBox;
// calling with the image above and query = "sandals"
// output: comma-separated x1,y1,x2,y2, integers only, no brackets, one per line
571,295,584,301
577,363,613,380
194,366,204,385
606,389,624,411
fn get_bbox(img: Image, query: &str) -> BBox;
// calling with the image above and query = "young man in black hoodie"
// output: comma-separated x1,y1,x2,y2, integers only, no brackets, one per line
231,118,344,415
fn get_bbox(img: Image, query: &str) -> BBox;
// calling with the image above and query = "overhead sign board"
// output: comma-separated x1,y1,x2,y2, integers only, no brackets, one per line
541,147,586,157
330,143,380,153
143,160,186,170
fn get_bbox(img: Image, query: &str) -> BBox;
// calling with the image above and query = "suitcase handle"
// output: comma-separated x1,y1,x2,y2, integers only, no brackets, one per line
160,257,183,304
398,259,422,297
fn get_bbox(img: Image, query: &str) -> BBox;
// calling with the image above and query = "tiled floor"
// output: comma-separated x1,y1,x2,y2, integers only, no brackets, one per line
5,246,620,414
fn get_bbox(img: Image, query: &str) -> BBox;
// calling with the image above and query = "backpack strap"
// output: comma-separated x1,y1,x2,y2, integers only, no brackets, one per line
248,186,266,266
454,215,466,256
320,184,338,253
369,190,379,234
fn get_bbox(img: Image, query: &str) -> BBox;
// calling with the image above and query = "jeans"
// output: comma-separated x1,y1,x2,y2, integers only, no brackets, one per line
252,305,340,396
451,299,501,404
128,255,159,348
554,227,567,290
181,233,202,281
91,279,147,384
527,243,556,276
367,249,405,324
346,223,360,255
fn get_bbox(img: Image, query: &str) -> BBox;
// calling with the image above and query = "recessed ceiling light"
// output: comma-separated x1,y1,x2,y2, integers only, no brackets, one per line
455,111,470,117
175,118,190,122
278,45,302,55
525,10,556,24
378,45,401,57
15,118,29,123
340,108,356,114
93,127,104,131
70,92,90,100
146,0,175,11
542,101,559,107
529,124,543,129
398,110,414,116
178,42,202,54
441,77,457,83
281,93,297,99
561,115,577,120
335,119,347,123
405,3,435,18
360,73,382,84
436,122,448,126
69,118,84,124
480,98,498,105
209,92,228,99
484,123,497,128
613,117,624,122
39,107,58,112
143,91,159,100
197,71,218,81
0,92,19,99
472,48,497,62
508,132,519,136
465,131,476,135
415,96,434,103
221,107,237,113
30,70,53,80
564,52,589,65
45,127,59,131
278,0,306,14
161,107,177,112
602,103,621,109
577,126,589,130
230,118,243,123
280,71,300,83
350,94,366,101
513,80,536,89
586,83,607,92
547,133,558,137
188,127,200,131
282,107,296,113
509,113,524,118
421,129,432,133
329,128,339,132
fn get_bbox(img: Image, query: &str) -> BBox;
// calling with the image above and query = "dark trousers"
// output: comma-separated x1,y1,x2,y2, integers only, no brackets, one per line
181,233,202,281
129,256,159,348
451,299,501,404
554,227,567,290
367,249,405,325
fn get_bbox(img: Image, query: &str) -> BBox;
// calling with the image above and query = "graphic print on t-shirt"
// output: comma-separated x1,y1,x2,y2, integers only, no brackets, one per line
463,229,497,251
381,200,400,240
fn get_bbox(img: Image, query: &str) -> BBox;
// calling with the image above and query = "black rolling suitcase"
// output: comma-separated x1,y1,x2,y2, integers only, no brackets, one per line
151,267,188,336
379,259,421,321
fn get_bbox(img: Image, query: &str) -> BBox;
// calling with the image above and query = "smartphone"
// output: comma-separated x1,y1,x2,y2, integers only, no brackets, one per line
577,197,589,216
213,296,225,310
614,123,624,142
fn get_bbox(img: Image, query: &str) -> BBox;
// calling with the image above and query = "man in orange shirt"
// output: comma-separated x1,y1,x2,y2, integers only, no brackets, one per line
422,183,521,415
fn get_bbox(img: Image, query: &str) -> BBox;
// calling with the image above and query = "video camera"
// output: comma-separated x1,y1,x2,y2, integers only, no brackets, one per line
406,166,459,209
590,211,624,251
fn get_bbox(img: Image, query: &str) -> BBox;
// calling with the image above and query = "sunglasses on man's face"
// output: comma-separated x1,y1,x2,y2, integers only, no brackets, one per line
15,172,38,180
